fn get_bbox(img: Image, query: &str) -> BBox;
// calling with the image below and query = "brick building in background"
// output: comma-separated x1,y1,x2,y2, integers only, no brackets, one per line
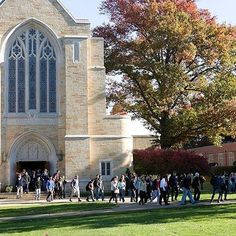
191,142,236,167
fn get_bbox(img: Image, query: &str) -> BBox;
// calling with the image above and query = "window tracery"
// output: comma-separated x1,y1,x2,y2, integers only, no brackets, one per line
8,28,57,113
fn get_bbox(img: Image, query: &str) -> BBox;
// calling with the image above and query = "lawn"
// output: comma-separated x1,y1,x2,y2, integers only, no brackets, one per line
0,202,114,218
0,203,236,236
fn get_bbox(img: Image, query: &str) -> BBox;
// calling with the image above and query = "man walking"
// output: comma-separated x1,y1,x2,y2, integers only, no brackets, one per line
69,175,82,202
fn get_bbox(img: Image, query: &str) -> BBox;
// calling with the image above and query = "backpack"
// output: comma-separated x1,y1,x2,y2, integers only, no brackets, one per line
210,176,218,186
218,176,225,187
86,183,90,191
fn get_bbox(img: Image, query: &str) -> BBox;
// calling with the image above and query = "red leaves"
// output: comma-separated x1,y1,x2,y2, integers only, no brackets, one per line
133,148,209,175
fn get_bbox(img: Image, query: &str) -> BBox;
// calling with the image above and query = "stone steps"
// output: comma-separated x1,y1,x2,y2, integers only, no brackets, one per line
0,192,48,200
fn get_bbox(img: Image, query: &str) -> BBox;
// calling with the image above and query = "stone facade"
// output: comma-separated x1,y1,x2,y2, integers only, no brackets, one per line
133,135,153,150
0,0,133,188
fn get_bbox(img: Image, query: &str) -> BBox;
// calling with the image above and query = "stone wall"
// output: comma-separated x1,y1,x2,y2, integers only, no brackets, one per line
0,0,134,188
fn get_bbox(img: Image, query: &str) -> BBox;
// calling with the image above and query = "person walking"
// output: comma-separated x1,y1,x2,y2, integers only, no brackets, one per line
192,172,201,202
118,175,126,202
210,174,222,203
70,175,82,202
86,179,95,202
180,173,195,205
134,175,141,203
130,175,136,202
23,172,31,194
35,176,42,200
139,176,147,205
169,172,179,201
159,175,169,205
16,174,24,199
109,176,119,203
96,175,105,201
151,176,160,203
46,176,55,202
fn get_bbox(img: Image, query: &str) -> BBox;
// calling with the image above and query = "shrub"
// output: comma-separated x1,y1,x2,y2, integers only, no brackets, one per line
5,185,13,192
210,166,236,175
133,149,209,175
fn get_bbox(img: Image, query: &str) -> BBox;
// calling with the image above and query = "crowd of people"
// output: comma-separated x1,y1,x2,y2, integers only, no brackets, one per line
14,168,236,205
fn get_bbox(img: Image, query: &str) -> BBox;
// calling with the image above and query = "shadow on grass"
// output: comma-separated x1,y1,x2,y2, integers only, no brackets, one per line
0,204,236,234
0,202,114,218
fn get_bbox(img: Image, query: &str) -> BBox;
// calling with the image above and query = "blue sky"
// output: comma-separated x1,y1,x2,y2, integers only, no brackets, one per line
61,0,236,27
60,0,236,135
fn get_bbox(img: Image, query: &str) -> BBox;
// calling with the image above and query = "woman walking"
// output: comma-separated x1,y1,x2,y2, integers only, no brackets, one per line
109,176,119,203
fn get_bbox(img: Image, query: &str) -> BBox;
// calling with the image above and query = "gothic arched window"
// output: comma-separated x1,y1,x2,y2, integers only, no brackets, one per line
8,28,57,113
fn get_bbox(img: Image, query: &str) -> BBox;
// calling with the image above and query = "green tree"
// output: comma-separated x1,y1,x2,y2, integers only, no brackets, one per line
93,0,236,149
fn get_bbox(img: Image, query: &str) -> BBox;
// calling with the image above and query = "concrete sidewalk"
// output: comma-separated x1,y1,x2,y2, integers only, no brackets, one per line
0,198,235,222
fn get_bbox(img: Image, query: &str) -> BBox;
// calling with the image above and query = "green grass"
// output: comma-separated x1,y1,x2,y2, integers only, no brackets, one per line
0,202,114,218
0,204,236,236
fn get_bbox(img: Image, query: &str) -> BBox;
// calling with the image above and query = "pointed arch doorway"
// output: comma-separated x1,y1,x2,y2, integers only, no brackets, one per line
9,131,57,185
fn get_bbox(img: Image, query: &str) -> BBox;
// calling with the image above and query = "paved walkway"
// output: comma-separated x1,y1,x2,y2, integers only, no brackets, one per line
0,197,235,222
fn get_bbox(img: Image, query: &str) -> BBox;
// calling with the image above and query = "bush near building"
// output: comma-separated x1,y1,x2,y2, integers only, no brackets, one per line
210,166,236,175
133,149,209,175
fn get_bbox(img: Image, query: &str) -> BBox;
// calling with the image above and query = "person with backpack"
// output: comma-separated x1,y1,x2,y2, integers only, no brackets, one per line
179,173,195,205
220,173,229,201
86,179,95,202
210,174,222,203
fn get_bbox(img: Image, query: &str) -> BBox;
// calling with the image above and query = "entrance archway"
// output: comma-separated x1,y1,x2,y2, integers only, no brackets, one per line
9,131,57,185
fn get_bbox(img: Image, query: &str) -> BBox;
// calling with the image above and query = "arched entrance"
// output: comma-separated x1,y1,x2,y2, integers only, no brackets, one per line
9,131,57,185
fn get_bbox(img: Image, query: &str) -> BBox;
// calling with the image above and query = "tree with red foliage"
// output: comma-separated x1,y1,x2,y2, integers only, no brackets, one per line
133,149,209,175
94,0,236,149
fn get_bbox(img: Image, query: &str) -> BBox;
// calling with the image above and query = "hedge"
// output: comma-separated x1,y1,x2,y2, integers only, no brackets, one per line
133,148,210,175
210,166,236,175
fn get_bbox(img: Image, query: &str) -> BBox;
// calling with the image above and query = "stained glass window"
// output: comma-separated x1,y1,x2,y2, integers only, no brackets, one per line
8,28,57,113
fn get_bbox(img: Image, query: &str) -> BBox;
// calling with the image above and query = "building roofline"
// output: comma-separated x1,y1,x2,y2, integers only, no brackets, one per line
56,0,90,24
0,0,90,25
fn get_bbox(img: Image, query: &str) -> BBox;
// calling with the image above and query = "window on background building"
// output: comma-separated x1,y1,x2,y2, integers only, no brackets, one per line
228,152,235,166
8,28,57,113
218,153,224,166
208,154,214,163
73,42,80,63
100,161,111,176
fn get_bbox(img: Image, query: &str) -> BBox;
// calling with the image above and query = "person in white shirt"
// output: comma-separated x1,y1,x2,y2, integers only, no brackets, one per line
159,175,169,205
69,175,81,202
118,175,126,202
109,176,119,203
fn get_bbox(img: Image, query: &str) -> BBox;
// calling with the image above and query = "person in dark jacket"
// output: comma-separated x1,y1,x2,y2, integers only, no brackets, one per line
210,174,222,203
16,174,24,199
179,173,195,205
35,176,42,200
192,172,201,201
86,179,95,202
220,173,229,201
169,172,179,201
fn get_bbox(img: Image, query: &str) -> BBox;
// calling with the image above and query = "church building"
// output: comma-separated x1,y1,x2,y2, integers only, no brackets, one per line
0,0,134,187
